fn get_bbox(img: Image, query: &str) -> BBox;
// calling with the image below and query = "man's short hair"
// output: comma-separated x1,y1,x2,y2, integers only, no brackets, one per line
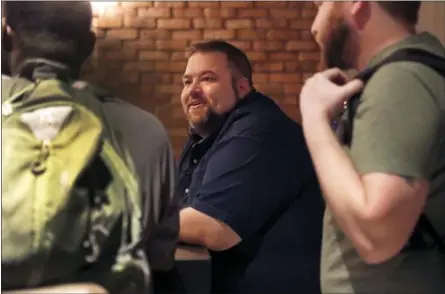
377,1,421,25
186,40,254,86
3,1,93,66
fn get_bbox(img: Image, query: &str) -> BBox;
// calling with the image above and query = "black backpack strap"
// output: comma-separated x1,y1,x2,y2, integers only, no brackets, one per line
344,48,445,146
342,48,445,254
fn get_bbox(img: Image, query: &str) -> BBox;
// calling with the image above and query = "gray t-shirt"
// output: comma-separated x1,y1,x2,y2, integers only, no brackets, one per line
321,33,445,294
101,96,179,273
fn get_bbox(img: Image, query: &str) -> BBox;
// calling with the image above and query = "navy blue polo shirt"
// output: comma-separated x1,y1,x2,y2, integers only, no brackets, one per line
177,91,324,294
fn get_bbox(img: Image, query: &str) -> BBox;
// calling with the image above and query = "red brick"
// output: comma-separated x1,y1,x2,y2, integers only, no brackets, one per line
123,40,155,50
172,52,187,61
255,19,288,29
253,62,284,72
302,8,317,19
156,40,188,50
154,1,186,8
106,29,138,40
255,83,284,95
300,31,315,41
204,8,236,18
123,61,155,71
122,2,153,8
96,15,122,28
140,51,170,61
226,19,253,29
229,41,252,51
157,19,191,29
246,52,267,61
104,49,137,61
252,73,268,83
193,19,223,29
289,20,313,29
286,41,318,51
138,7,171,18
237,8,267,18
284,62,302,72
222,1,253,8
299,52,320,61
173,8,204,18
188,1,220,8
237,29,266,40
142,73,173,84
124,16,156,28
96,39,122,50
266,29,299,40
172,30,203,40
140,29,171,40
270,9,300,19
284,84,303,94
203,29,236,40
269,73,301,83
155,62,187,72
270,52,298,61
255,1,287,8
156,85,183,95
253,41,284,51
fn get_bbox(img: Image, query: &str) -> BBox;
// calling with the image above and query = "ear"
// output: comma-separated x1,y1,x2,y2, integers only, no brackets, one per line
237,77,251,98
347,1,371,31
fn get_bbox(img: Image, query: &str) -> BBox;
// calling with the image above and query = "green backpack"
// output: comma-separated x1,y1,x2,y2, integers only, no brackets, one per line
1,74,150,293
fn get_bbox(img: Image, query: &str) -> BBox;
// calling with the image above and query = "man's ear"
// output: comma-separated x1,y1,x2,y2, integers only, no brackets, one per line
348,1,371,30
237,77,251,98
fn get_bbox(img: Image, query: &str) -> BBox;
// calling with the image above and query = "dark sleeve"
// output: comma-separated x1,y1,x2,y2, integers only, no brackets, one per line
190,130,308,239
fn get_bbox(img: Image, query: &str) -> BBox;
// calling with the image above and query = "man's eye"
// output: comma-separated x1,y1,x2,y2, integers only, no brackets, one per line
183,80,192,85
202,76,215,82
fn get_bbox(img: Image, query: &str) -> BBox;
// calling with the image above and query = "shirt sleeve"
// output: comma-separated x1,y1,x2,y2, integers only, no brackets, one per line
141,138,180,271
350,62,443,179
190,126,314,239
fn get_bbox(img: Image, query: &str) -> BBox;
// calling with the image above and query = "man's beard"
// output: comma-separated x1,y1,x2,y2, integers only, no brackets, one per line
325,21,352,70
189,80,240,137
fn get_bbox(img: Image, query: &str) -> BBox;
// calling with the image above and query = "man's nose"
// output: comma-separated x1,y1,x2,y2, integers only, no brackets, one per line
189,82,203,97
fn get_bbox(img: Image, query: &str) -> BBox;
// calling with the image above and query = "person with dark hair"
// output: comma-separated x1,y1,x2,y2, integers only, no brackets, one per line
298,1,445,294
2,1,179,293
176,39,325,293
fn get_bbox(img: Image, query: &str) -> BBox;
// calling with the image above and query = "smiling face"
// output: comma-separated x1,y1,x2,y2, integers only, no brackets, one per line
181,51,240,136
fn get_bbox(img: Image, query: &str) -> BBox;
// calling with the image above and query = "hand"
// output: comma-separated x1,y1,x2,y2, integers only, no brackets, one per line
300,68,364,122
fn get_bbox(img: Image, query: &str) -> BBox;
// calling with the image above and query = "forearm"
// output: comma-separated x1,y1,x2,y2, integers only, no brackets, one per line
179,207,208,246
302,116,378,252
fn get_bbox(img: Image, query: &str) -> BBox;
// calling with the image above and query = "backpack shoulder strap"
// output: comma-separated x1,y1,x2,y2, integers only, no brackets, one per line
345,48,445,146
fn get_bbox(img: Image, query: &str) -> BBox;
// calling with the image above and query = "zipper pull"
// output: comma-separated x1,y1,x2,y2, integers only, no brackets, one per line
31,140,51,175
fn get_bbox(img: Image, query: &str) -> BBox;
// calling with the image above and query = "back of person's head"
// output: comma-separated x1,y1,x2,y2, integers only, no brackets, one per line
186,40,254,87
3,1,94,71
377,1,421,26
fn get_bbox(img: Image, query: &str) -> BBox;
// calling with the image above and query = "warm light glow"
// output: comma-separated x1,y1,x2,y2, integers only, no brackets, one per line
91,2,117,14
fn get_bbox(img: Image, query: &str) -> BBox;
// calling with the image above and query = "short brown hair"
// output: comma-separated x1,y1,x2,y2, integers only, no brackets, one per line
186,40,254,86
377,1,421,25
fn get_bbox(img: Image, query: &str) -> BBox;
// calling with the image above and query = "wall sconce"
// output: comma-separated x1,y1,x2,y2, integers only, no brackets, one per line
90,2,117,14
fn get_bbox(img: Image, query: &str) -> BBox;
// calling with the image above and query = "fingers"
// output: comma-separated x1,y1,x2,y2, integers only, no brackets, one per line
341,79,364,97
320,68,349,85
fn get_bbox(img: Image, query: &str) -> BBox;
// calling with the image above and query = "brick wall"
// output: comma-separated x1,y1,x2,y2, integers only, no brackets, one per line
83,1,320,156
